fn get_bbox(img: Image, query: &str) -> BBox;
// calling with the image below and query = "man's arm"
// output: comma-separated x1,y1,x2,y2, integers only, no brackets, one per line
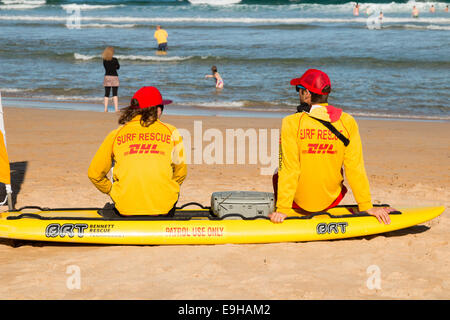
269,116,301,223
171,128,187,185
343,118,372,211
343,117,393,224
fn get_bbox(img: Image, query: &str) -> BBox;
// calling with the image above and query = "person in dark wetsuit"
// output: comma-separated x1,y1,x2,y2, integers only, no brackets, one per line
102,46,120,112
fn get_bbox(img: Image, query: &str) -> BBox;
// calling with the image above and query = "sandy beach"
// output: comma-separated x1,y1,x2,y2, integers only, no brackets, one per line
0,106,448,300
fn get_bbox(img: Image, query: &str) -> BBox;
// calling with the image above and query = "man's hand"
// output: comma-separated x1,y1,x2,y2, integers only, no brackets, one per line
366,207,396,225
269,211,287,223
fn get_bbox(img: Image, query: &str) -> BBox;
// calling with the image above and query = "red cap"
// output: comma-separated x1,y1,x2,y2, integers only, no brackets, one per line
290,69,331,95
131,86,172,109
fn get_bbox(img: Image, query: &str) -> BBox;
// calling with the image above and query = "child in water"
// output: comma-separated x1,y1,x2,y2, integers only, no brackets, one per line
353,3,359,16
205,66,224,89
412,6,419,18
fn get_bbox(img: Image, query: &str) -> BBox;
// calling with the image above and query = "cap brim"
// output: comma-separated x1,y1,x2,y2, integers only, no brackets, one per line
162,99,172,105
290,78,302,86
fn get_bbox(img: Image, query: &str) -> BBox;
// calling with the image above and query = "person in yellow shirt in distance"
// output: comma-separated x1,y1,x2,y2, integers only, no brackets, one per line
269,69,395,225
88,86,187,216
154,25,168,52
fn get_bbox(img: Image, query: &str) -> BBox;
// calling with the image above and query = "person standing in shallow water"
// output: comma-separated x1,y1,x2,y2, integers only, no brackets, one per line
412,6,419,18
205,66,224,89
353,3,359,16
154,25,168,52
102,46,120,112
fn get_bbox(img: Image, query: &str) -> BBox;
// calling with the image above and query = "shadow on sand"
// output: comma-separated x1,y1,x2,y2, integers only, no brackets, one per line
0,238,117,248
351,225,430,242
0,161,28,209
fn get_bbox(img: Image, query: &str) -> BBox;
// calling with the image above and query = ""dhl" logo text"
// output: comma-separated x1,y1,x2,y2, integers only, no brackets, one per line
302,143,337,154
124,143,165,156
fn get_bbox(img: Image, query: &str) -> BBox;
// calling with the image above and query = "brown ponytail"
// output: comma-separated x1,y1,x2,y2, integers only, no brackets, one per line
118,99,160,127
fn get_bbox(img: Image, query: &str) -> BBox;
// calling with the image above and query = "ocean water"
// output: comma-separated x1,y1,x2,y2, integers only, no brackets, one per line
0,0,449,120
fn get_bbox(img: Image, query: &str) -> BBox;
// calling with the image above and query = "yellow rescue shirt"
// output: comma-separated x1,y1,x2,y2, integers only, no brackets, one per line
154,29,168,44
0,131,10,185
277,104,373,215
88,116,187,215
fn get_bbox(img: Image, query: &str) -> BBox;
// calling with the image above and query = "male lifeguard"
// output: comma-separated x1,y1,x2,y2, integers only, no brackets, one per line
269,69,395,225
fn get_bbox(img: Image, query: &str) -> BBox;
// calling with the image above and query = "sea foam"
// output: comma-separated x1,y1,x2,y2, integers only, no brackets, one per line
74,53,195,62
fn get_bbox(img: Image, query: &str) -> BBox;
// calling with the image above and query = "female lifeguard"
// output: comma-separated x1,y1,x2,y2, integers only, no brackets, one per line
88,86,187,216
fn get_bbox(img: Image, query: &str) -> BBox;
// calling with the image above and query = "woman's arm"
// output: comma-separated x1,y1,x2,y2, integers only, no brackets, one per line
88,130,116,194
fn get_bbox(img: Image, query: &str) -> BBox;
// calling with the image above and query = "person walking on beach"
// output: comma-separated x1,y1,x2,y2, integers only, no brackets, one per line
102,46,120,112
88,86,187,216
269,69,395,225
154,25,168,52
205,66,224,89
412,6,419,18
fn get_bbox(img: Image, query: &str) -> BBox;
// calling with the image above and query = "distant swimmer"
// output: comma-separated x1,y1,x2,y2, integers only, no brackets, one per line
445,5,449,12
353,2,359,16
412,6,419,18
205,66,224,89
154,25,168,52
430,5,435,13
379,11,383,21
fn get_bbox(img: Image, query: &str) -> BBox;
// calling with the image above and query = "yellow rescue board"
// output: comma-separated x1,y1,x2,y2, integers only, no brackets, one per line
0,206,444,245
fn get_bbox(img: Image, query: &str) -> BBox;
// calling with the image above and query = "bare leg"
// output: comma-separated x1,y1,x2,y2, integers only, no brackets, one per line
104,97,109,112
113,96,119,112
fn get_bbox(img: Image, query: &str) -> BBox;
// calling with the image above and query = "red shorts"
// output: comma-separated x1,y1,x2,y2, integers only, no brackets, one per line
272,173,347,211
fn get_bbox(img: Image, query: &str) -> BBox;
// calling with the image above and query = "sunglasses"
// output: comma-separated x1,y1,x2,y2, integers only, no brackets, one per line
296,85,306,92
